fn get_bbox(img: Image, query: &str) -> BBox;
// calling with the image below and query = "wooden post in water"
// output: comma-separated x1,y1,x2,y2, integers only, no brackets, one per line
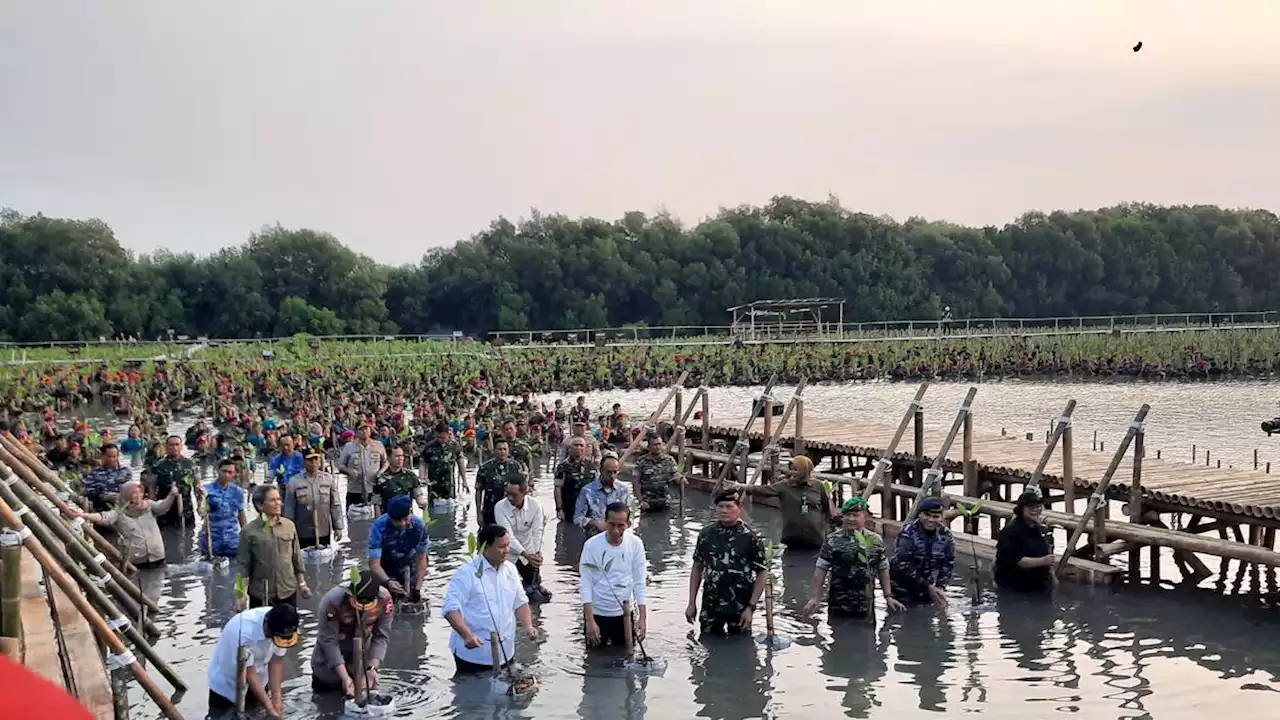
622,600,634,655
904,387,978,523
913,405,925,488
762,396,774,451
859,384,929,519
674,389,683,433
1062,419,1076,514
1055,405,1151,578
1026,401,1076,495
962,410,977,535
708,374,778,497
353,610,367,707
793,399,806,459
701,389,711,478
0,530,20,660
746,380,807,486
490,631,502,675
1127,424,1146,584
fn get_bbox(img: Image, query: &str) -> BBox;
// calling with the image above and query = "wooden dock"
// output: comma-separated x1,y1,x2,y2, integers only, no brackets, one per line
650,379,1280,589
18,548,115,719
704,416,1280,523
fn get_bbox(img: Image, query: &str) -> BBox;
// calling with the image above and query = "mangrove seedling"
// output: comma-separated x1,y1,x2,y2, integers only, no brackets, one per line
955,501,985,604
755,540,791,649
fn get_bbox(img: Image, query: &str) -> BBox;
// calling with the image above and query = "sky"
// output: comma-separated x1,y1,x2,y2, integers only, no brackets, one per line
1,1,1278,265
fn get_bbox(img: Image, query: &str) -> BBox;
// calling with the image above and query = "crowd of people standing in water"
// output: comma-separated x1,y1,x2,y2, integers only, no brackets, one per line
1,363,1066,718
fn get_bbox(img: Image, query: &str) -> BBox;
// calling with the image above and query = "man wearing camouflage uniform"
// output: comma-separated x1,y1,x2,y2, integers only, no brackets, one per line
474,439,525,526
553,436,598,522
145,434,198,526
417,423,466,502
889,496,957,607
501,420,536,485
631,433,685,513
804,497,906,619
686,489,767,635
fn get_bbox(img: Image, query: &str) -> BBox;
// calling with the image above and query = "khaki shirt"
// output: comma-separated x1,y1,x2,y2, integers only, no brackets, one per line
338,440,389,497
236,516,305,600
283,471,345,540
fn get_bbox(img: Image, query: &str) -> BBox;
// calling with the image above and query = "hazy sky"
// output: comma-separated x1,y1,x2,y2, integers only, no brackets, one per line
2,1,1277,264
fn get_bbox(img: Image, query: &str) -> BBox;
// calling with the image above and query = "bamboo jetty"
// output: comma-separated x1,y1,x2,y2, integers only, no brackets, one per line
0,430,185,720
645,380,1280,590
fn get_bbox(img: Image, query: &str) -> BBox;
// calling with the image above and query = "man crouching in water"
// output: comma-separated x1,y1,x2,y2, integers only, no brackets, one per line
311,570,394,698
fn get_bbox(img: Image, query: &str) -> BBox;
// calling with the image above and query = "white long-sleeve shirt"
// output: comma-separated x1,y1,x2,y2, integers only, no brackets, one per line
442,556,527,666
579,530,647,618
494,496,546,559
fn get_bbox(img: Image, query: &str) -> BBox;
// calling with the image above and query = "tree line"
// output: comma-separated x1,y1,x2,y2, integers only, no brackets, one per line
1,198,1278,343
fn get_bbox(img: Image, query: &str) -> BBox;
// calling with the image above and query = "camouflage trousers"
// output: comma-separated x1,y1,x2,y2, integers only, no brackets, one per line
699,609,748,636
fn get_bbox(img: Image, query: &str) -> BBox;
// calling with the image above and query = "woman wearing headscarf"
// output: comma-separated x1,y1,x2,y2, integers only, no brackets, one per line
67,480,177,568
736,455,837,550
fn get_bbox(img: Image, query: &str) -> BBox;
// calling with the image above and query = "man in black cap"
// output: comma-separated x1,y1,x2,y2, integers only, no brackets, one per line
312,570,396,697
995,490,1057,593
207,603,299,717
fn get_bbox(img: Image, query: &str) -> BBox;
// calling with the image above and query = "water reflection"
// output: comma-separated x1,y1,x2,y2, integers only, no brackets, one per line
815,620,890,717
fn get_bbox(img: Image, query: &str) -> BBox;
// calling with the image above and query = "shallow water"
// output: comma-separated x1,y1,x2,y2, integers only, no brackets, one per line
107,380,1280,719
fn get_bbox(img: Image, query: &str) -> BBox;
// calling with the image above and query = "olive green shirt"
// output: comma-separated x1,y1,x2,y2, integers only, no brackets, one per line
236,515,305,600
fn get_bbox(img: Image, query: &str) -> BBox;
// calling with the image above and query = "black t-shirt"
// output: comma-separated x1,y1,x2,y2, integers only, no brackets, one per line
995,517,1053,593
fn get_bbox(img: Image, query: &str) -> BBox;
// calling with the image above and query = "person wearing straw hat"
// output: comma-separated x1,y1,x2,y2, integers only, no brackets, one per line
312,570,395,697
283,449,345,549
207,603,300,718
803,496,906,619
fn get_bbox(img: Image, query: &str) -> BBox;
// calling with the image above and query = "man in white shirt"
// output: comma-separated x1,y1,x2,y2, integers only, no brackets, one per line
579,501,647,649
207,603,299,718
442,524,540,674
494,478,551,603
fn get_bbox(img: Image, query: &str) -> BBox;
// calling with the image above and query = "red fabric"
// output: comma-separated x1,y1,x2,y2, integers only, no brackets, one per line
0,655,95,719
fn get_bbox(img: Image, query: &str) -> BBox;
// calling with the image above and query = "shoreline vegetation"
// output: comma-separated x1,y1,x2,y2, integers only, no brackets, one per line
4,199,1280,344
4,328,1280,414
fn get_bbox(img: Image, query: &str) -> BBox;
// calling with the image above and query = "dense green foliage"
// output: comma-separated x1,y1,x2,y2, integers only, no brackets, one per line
3,198,1279,343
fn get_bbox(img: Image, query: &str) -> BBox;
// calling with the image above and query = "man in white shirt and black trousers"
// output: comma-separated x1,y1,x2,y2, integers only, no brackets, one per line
442,524,540,674
206,603,300,718
494,477,551,603
579,501,647,649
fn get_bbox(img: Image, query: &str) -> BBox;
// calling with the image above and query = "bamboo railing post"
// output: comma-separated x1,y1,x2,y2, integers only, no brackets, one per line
700,390,711,475
962,411,977,535
746,379,807,486
709,374,779,497
904,387,979,523
616,371,689,469
793,399,806,458
0,495,184,720
674,390,683,433
0,461,160,636
353,609,367,707
0,529,20,659
0,477,184,692
1026,400,1077,494
0,433,128,568
1127,426,1145,583
860,384,930,517
1055,405,1151,578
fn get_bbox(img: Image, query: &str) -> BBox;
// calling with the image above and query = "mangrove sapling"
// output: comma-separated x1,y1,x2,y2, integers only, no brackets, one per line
955,501,991,610
755,541,792,650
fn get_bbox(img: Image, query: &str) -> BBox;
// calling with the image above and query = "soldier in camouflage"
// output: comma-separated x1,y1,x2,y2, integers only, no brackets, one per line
553,436,598,522
500,421,536,483
475,438,525,526
145,434,198,527
418,422,466,500
804,497,906,619
631,433,685,513
889,496,956,607
686,489,766,635
376,446,423,510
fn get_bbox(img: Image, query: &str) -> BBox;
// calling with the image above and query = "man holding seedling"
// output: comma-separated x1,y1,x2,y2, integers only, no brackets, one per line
312,570,395,697
686,489,767,635
145,434,198,526
368,495,430,601
804,497,906,619
207,603,299,717
580,502,647,648
442,524,539,673
889,496,956,608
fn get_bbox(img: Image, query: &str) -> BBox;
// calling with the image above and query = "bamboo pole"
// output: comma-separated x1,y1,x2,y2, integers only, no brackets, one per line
1062,421,1076,514
745,378,808,486
904,387,979,523
709,374,779,497
913,405,925,488
0,529,20,658
0,434,128,568
0,477,183,691
0,495,184,720
793,399,806,458
0,459,161,635
616,371,690,469
962,411,976,535
353,609,366,707
1128,425,1146,582
858,384,929,509
1055,405,1151,578
622,600,634,655
1026,400,1077,493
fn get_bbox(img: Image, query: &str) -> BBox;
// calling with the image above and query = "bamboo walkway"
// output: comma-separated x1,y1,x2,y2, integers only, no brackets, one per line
704,415,1280,521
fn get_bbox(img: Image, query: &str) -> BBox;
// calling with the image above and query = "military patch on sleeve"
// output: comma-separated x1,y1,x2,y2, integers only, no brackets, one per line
383,596,395,615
